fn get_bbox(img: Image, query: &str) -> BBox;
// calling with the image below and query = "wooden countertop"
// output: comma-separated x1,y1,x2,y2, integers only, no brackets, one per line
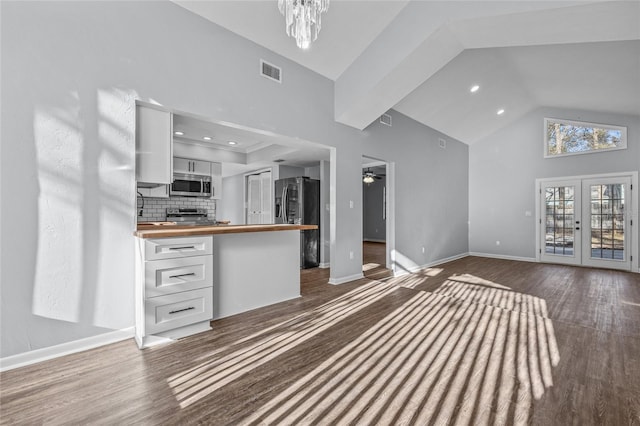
134,223,318,238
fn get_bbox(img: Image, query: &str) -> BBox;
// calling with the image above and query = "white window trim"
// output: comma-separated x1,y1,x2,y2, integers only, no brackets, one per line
543,117,627,159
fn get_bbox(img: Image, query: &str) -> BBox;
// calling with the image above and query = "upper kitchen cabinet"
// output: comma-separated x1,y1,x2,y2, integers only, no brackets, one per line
174,158,211,176
136,103,173,185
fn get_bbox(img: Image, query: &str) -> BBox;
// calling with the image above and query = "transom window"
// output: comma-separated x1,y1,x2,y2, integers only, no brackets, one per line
544,118,627,158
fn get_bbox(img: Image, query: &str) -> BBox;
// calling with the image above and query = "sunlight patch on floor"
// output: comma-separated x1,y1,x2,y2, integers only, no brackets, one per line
448,273,511,289
386,267,444,289
167,280,400,408
242,281,560,425
362,262,380,272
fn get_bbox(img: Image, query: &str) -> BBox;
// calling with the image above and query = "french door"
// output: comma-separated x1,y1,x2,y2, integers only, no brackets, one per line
540,175,632,271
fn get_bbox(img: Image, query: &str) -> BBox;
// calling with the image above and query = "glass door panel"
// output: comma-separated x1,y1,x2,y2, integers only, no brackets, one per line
540,180,581,265
582,177,630,270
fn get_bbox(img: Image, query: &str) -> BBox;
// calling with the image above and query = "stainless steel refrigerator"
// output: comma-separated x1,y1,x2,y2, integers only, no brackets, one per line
274,177,320,269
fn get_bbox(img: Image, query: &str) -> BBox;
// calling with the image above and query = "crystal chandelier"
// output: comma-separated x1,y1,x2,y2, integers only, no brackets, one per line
278,0,329,50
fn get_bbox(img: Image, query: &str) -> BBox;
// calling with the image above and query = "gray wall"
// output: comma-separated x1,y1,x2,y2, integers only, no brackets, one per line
218,174,245,225
319,161,331,265
278,165,305,179
1,1,469,358
363,174,387,242
469,107,640,265
363,111,470,273
304,165,321,180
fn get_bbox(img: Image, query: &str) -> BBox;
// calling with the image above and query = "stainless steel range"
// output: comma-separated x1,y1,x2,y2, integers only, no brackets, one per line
166,208,217,226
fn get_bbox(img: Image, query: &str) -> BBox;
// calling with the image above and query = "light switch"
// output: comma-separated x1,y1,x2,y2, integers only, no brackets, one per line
349,200,354,209
525,211,532,217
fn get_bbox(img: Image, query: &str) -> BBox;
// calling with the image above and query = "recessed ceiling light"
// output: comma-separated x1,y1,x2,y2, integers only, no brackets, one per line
228,141,237,145
470,85,480,93
203,136,212,141
174,131,184,136
497,109,505,115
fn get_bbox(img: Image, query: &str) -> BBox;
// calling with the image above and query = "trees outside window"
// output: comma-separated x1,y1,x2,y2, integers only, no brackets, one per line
544,118,627,158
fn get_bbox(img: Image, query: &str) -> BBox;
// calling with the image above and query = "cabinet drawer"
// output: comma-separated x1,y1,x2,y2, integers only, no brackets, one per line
145,288,213,335
145,255,212,297
144,236,212,260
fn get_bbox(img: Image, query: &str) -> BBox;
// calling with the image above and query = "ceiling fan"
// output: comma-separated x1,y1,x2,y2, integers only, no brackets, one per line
362,168,385,184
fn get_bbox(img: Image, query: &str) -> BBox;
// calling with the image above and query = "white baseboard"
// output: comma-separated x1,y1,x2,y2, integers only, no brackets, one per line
363,239,386,243
468,252,537,263
318,262,330,269
329,272,365,285
393,252,470,277
0,327,135,372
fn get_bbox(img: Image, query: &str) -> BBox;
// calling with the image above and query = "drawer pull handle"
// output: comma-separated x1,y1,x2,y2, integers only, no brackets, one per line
169,272,196,279
169,306,195,315
169,246,196,250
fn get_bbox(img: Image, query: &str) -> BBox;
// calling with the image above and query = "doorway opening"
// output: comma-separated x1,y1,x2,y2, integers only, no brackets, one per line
536,172,637,271
362,156,395,279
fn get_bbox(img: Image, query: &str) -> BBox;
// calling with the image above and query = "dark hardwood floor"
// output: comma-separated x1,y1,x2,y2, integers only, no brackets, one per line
1,256,639,425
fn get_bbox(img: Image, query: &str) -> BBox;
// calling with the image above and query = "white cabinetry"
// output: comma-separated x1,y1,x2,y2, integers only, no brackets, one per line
174,157,211,176
137,184,169,199
211,162,222,200
135,236,213,348
136,104,173,185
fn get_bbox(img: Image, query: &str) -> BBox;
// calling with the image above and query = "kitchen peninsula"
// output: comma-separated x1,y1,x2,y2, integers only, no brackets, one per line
134,224,316,348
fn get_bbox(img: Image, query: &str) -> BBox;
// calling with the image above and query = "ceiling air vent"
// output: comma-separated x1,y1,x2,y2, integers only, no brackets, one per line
380,113,392,127
439,138,447,149
273,159,285,163
260,59,282,83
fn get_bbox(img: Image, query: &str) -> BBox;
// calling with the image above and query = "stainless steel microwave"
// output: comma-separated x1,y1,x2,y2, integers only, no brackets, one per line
170,173,212,197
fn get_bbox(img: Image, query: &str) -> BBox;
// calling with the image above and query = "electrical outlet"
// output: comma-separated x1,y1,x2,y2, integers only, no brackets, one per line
349,251,354,260
421,246,425,254
496,241,501,246
349,200,354,209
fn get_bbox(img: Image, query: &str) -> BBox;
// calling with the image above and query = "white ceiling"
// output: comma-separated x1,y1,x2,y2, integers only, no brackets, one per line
174,0,409,80
173,111,330,177
395,40,640,143
173,0,640,145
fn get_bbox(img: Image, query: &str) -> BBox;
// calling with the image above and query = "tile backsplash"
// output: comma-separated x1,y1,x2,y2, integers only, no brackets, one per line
137,196,216,222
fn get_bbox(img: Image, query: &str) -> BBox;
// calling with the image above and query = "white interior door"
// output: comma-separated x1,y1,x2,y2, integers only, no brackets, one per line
582,176,631,270
259,171,272,224
540,179,582,266
246,171,273,225
539,175,633,271
247,175,261,224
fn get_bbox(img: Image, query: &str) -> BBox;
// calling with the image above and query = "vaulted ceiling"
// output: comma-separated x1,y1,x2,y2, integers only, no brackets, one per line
174,1,640,144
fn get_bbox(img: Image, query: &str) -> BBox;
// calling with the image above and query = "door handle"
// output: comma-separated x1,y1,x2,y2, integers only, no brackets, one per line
282,186,288,223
